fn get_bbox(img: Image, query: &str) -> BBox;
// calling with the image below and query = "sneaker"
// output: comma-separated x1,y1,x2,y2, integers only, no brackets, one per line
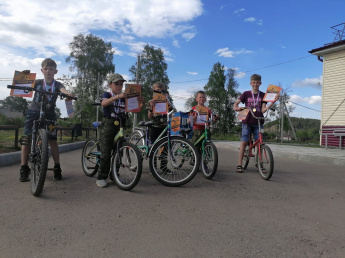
96,179,107,188
19,165,30,182
53,167,62,181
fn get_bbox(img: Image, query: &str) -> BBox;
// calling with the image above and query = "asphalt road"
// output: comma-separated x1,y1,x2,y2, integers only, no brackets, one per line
1,147,344,257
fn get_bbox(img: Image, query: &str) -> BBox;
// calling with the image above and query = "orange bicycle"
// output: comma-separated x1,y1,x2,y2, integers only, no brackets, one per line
241,107,274,180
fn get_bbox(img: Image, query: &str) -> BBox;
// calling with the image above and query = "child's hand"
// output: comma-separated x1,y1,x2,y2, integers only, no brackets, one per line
118,92,126,99
149,99,155,108
138,96,145,104
22,70,30,74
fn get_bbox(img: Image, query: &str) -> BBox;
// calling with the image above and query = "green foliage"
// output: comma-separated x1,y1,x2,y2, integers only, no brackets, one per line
129,44,170,121
0,113,24,127
184,94,197,110
66,33,115,125
0,96,30,115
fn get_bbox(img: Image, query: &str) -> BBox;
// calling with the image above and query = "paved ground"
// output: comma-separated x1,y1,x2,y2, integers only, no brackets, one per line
1,145,344,257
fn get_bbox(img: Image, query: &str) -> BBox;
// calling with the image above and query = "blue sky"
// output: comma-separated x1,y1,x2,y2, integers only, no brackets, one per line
1,0,344,119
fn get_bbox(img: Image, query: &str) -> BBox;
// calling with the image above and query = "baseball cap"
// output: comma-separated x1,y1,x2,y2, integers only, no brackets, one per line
108,73,126,83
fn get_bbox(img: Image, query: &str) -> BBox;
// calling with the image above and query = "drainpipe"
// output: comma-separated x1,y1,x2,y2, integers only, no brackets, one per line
318,56,323,62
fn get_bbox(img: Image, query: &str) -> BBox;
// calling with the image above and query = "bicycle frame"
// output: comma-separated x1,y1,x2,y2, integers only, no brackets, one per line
191,110,214,154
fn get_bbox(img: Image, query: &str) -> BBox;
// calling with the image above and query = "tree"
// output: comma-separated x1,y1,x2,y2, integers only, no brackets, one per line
184,93,197,110
204,62,240,134
129,44,170,121
66,33,115,125
0,96,30,115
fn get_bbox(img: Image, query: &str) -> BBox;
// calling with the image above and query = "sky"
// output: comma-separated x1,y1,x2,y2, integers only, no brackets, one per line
1,0,344,119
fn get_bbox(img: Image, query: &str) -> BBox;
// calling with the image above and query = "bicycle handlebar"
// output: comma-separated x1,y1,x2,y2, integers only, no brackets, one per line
7,85,78,100
190,109,214,123
240,107,264,120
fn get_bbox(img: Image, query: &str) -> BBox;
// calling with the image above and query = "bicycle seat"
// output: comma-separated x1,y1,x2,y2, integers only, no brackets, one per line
92,121,102,128
139,121,153,127
180,128,192,134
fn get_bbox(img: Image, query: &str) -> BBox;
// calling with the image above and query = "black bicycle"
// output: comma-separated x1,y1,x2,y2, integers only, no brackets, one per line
81,103,143,191
7,85,77,196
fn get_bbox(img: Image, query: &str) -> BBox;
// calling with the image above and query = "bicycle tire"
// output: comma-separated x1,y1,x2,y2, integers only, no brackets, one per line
242,145,250,169
111,142,142,191
30,129,49,197
129,130,145,146
149,136,199,187
201,142,218,179
81,138,100,177
257,144,274,180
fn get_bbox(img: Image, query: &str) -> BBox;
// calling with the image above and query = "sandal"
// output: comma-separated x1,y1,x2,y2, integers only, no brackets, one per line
235,165,243,173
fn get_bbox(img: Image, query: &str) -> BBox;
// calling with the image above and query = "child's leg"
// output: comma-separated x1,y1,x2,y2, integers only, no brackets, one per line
49,140,60,164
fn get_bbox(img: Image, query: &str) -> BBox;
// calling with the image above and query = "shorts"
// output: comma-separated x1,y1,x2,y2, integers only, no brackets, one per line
241,123,263,142
24,109,57,140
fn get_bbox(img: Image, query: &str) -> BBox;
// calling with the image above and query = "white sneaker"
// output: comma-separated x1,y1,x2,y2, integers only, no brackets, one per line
96,179,107,188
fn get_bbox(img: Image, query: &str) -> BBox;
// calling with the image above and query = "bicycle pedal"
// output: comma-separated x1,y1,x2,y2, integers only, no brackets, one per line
19,136,29,145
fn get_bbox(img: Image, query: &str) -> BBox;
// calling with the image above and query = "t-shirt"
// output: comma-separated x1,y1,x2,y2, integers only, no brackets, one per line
29,79,65,114
102,92,126,118
238,90,266,125
192,105,213,130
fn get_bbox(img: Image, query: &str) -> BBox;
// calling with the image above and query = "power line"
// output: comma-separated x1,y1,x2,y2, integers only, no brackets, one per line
288,101,321,112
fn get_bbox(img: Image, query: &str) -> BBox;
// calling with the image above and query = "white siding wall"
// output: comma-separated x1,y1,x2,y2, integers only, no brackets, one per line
321,49,345,126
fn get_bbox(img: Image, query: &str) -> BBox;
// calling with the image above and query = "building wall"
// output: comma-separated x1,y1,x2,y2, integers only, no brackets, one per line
320,49,345,147
321,49,345,127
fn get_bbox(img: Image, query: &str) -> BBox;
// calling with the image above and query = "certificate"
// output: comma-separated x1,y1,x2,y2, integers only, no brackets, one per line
153,92,168,114
237,109,249,121
194,106,209,125
10,70,36,98
263,84,282,102
125,84,141,112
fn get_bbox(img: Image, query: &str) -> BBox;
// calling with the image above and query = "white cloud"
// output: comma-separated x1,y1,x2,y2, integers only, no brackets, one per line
173,40,180,48
234,8,245,14
244,17,256,22
215,47,253,58
292,76,322,89
290,95,322,105
187,72,198,75
0,0,202,65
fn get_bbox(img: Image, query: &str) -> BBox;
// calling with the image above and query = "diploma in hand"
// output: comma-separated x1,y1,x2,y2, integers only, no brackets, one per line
263,84,282,102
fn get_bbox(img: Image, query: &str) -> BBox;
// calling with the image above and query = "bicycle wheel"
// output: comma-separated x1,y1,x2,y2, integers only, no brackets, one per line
149,136,200,187
81,138,100,177
111,142,142,191
30,129,49,196
242,145,250,169
256,144,274,180
201,142,218,179
129,130,145,146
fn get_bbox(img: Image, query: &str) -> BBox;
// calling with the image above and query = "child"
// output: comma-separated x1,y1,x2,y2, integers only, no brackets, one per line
233,74,277,173
20,58,73,182
96,73,144,188
191,90,219,145
147,81,171,142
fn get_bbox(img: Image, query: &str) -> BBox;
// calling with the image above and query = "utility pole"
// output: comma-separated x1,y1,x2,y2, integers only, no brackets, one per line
280,95,284,143
133,55,140,131
283,102,297,140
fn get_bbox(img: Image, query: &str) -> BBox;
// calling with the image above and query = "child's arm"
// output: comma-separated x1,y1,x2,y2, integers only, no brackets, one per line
233,98,242,111
261,95,278,113
101,93,126,107
147,99,155,119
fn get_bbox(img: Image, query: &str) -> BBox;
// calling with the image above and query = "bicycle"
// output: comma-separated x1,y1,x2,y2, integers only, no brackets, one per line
7,85,77,196
240,107,274,180
188,109,218,179
129,91,200,187
81,103,142,191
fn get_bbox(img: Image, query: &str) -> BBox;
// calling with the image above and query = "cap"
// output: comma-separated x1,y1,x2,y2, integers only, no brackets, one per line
108,73,126,83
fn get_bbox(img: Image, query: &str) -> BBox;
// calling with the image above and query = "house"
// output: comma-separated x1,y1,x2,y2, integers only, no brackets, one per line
309,26,345,148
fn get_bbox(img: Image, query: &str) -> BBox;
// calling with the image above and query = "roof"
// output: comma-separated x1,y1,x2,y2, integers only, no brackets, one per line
309,39,345,56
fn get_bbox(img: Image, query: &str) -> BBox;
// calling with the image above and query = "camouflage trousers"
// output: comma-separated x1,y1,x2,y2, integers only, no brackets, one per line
192,129,211,151
98,118,119,180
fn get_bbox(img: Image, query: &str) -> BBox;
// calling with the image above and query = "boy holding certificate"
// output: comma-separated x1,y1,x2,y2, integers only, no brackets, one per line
191,91,219,145
233,74,278,173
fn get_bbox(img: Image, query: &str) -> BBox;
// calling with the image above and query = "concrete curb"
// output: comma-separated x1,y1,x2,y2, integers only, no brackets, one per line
213,141,345,166
0,141,85,167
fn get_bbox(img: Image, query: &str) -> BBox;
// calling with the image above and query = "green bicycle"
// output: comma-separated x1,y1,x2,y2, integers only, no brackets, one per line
188,109,218,179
